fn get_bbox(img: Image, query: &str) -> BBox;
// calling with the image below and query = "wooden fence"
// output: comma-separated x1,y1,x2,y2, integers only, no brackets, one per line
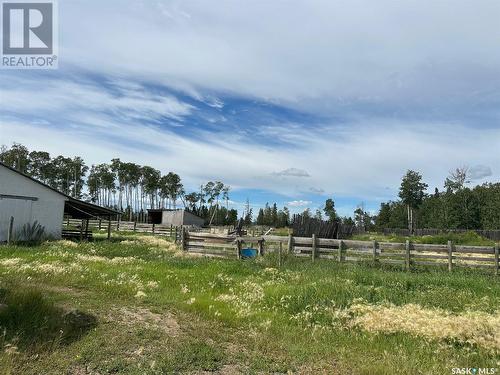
64,218,180,239
184,232,500,274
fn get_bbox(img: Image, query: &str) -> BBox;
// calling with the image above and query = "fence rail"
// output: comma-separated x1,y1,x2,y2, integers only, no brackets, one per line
184,232,500,274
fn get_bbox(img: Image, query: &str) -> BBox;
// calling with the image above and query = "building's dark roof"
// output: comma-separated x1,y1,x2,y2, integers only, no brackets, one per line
0,161,120,219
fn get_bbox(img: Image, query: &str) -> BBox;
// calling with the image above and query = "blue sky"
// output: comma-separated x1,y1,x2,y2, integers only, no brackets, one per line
1,0,500,217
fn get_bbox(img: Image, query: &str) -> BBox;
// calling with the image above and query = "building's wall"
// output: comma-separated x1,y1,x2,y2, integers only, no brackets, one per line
161,210,185,226
0,166,67,241
182,211,205,227
160,210,204,227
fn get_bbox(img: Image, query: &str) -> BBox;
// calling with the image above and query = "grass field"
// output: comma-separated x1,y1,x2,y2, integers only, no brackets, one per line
0,233,498,374
352,231,496,246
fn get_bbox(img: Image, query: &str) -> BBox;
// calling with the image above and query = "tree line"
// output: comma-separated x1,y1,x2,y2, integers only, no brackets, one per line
376,167,500,231
0,143,236,225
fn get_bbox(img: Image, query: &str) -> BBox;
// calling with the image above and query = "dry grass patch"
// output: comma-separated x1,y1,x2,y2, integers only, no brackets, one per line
349,302,500,352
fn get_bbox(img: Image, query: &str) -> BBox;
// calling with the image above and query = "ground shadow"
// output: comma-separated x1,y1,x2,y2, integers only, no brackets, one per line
0,288,97,350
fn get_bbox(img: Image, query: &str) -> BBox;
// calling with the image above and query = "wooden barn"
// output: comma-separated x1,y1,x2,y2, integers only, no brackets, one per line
148,209,205,227
0,161,119,242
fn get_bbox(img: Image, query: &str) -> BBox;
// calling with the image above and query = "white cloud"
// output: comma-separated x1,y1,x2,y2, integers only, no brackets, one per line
288,200,312,207
469,165,493,180
55,0,500,112
272,168,310,178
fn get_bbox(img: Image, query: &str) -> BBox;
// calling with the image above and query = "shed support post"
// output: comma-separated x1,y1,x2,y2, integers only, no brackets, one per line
7,216,14,244
80,219,84,241
107,216,112,240
85,219,89,241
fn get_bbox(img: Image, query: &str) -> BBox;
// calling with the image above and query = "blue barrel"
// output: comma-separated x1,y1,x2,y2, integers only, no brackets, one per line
241,248,258,258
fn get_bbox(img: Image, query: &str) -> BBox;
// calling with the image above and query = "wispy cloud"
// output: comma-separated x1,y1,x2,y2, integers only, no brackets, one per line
272,168,310,178
288,200,312,207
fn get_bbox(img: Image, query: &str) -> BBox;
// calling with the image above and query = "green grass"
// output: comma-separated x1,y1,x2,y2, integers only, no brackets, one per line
0,234,498,374
352,230,496,246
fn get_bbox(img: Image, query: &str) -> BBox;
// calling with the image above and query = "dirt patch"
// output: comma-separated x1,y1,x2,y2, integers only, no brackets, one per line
105,307,181,337
192,364,243,375
66,365,102,375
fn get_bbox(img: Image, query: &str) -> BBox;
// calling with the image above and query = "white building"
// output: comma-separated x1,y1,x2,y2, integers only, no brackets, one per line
148,209,205,227
0,162,118,242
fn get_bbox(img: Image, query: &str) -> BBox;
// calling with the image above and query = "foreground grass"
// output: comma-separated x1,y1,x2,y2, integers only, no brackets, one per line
0,234,498,374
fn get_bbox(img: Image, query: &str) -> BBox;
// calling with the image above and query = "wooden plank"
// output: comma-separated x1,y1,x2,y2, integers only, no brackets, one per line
186,242,235,250
411,254,449,260
186,247,234,255
293,237,314,245
342,240,375,248
453,256,494,262
378,252,405,258
412,243,449,252
316,238,341,246
378,242,406,250
454,246,495,254
263,235,288,242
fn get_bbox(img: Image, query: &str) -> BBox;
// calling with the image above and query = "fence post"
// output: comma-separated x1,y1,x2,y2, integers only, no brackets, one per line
181,227,186,251
287,234,293,254
236,239,242,260
311,233,317,262
117,218,120,231
7,216,14,244
447,240,453,272
107,218,112,239
372,240,378,262
133,221,137,232
174,226,178,244
170,224,173,239
278,241,283,268
67,217,70,227
80,219,84,241
405,240,411,271
495,244,499,276
338,240,344,262
258,239,264,256
152,223,156,234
